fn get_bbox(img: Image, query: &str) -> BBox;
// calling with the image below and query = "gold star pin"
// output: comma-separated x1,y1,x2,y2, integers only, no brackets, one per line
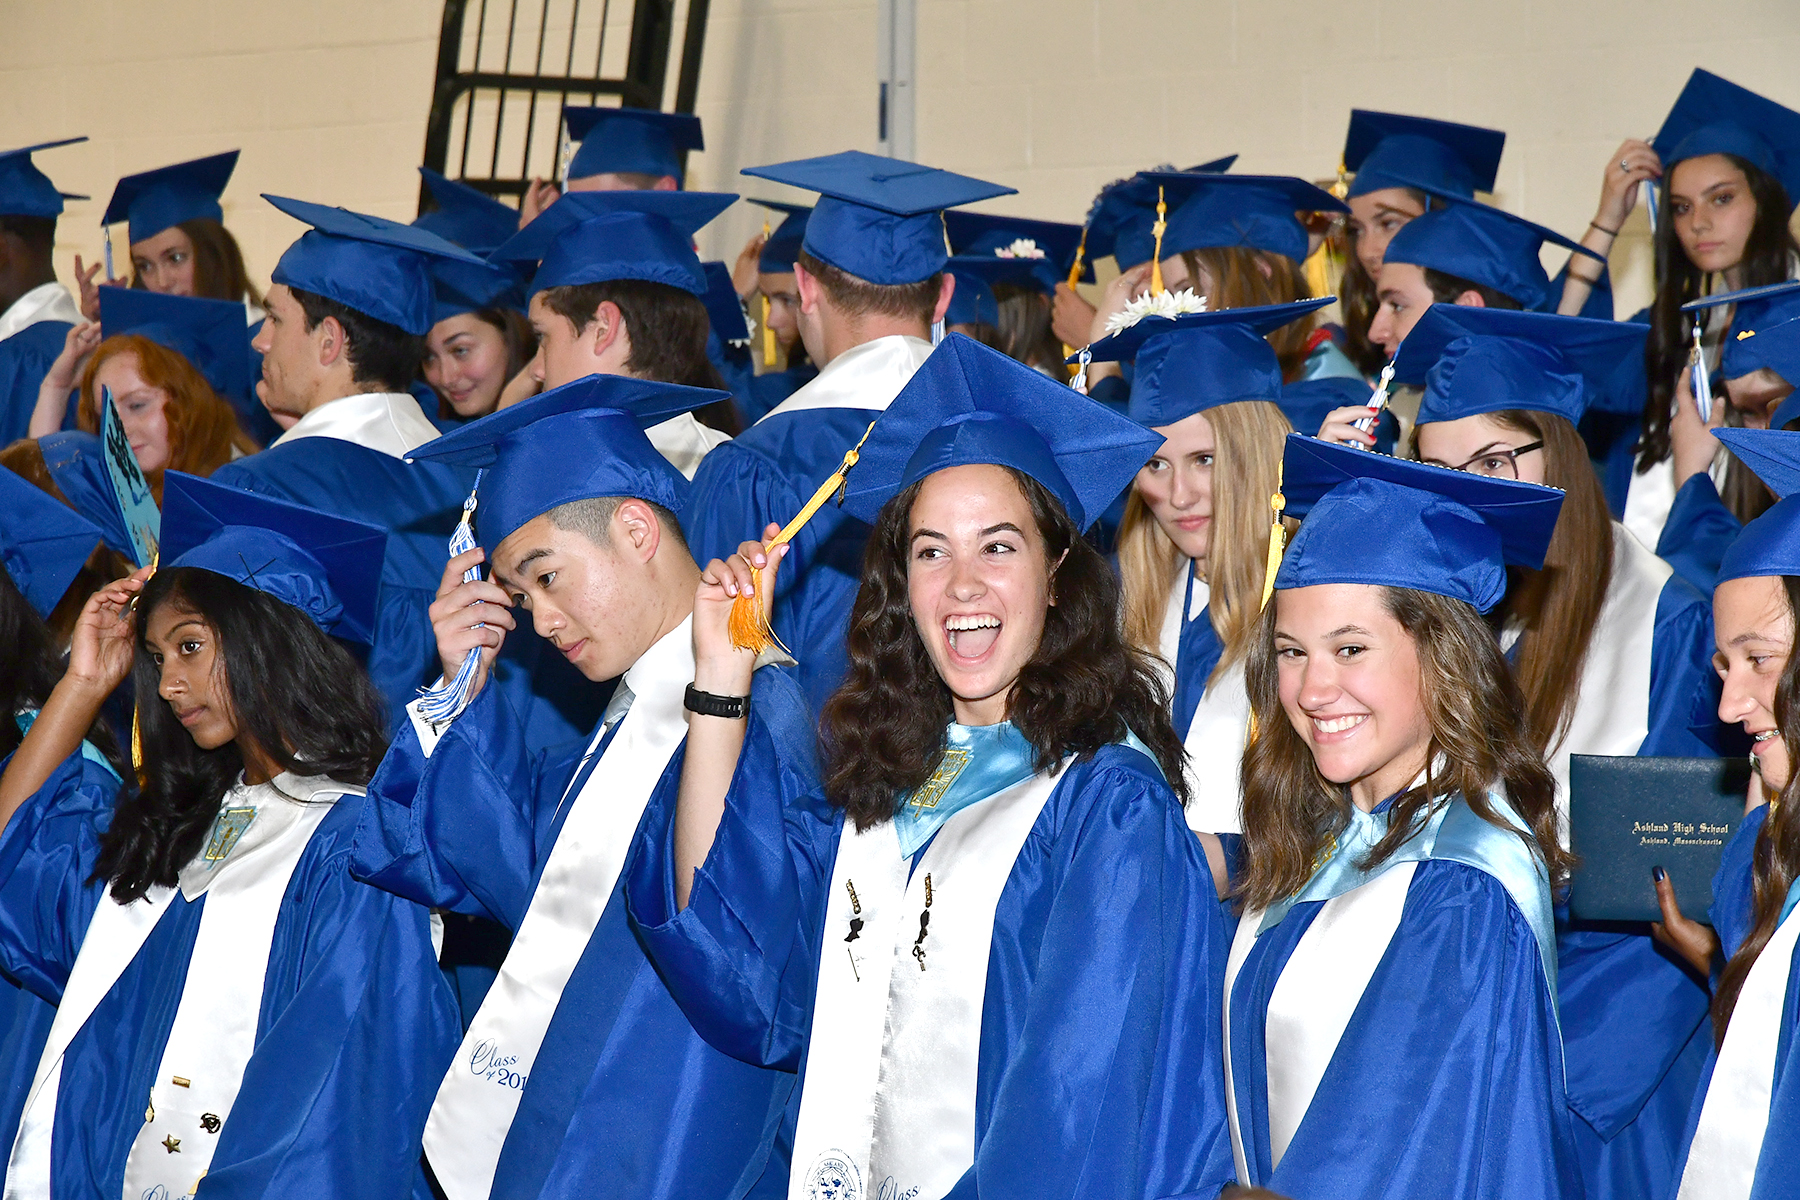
162,1134,181,1153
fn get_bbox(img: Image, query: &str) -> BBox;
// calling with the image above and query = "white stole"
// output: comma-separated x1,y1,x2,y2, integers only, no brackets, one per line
1676,905,1800,1200
6,773,345,1200
423,618,695,1200
788,763,1064,1200
1223,861,1417,1179
754,335,932,422
1155,563,1248,835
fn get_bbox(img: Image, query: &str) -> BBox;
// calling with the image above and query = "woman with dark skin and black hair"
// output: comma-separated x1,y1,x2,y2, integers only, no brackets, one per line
0,475,458,1199
626,336,1235,1200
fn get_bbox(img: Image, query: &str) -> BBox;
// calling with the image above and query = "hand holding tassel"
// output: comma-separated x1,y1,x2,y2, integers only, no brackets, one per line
695,529,789,696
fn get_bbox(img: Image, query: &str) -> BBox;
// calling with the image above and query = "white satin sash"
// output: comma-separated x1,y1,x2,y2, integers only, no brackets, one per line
1223,861,1417,1179
754,335,932,422
1676,905,1800,1200
788,763,1064,1200
1182,659,1248,836
6,773,345,1200
423,618,695,1200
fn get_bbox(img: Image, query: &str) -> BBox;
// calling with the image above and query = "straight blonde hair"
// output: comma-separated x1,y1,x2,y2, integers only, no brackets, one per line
1118,399,1291,689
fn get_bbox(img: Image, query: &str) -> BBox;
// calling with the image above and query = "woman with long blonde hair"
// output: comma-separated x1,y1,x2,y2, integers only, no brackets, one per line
1093,299,1326,832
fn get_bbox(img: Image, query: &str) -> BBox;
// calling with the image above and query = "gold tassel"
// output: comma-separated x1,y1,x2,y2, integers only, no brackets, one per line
1149,185,1168,296
130,550,159,789
727,420,880,654
1060,228,1090,373
1259,469,1287,612
759,220,776,368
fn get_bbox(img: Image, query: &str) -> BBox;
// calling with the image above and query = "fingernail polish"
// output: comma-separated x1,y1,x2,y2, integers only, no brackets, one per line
1652,865,1666,882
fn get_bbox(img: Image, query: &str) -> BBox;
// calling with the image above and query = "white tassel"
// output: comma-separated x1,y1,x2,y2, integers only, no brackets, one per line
415,471,487,726
1351,361,1396,445
931,317,946,346
1072,346,1093,395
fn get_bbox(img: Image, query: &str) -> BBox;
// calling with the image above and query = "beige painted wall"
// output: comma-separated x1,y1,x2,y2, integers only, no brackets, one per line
8,0,1800,318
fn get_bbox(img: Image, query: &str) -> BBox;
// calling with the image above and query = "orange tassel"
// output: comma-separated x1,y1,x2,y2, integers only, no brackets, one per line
1149,185,1168,296
727,420,879,654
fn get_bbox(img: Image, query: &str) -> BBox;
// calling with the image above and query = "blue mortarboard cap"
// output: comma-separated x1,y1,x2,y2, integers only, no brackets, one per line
944,259,1000,327
1081,159,1236,271
1134,172,1348,266
701,261,750,343
1684,281,1800,385
0,464,103,618
1343,110,1506,199
429,257,527,325
1654,69,1800,213
265,194,485,335
36,432,134,559
1395,305,1647,428
563,107,703,181
102,151,237,244
414,168,521,255
1280,376,1374,441
1081,299,1332,427
743,151,1016,287
97,285,252,402
1189,155,1238,174
944,210,1087,288
0,138,89,218
840,335,1163,529
1382,189,1602,311
160,471,386,643
1715,429,1800,581
752,199,811,274
489,188,734,297
406,372,724,545
1274,434,1563,612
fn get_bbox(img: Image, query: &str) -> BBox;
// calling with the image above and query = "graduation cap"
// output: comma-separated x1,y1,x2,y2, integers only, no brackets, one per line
1274,434,1564,612
1393,305,1647,428
264,194,486,336
1080,298,1332,428
839,334,1163,528
429,257,527,326
414,167,521,255
97,285,252,403
101,151,238,244
563,106,703,182
701,261,751,343
1133,172,1349,266
1279,376,1377,445
1382,189,1602,311
1683,281,1800,384
160,471,387,643
1343,110,1506,199
0,464,104,618
943,210,1087,288
1653,68,1800,212
36,431,135,559
0,138,89,219
742,150,1016,286
1714,429,1800,581
406,372,725,546
943,259,1000,327
489,188,735,297
751,199,811,274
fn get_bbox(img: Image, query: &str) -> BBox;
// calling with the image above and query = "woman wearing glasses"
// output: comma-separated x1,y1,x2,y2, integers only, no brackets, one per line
1393,305,1724,1200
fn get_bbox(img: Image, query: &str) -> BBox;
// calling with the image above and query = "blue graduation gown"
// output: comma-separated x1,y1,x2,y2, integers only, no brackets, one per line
352,665,818,1200
685,407,884,711
625,737,1237,1200
741,363,818,427
0,745,118,1161
212,439,605,750
0,321,70,446
1230,858,1583,1199
1654,474,1744,596
0,754,459,1199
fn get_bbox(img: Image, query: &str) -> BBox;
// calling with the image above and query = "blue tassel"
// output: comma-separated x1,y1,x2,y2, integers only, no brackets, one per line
415,471,486,726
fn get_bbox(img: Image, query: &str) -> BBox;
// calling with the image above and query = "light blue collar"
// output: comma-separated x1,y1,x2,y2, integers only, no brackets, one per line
13,709,119,783
1259,791,1559,993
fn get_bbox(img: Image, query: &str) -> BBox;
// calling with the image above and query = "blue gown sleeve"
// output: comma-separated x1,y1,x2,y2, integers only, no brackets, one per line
0,749,116,1002
625,705,840,1070
352,680,578,927
947,756,1235,1200
202,805,462,1200
1642,571,1725,757
1712,804,1768,960
0,323,68,445
1655,474,1741,596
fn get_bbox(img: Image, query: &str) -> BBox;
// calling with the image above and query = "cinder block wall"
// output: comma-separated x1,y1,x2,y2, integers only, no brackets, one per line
9,0,1800,319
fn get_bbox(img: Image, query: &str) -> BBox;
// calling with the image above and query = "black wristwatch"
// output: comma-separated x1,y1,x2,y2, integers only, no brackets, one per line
684,683,749,720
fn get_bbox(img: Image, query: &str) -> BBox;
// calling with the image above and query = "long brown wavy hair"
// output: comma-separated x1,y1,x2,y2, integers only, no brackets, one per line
820,468,1188,829
1713,575,1800,1046
76,334,258,502
1235,585,1570,912
992,284,1066,374
1639,157,1798,483
1174,246,1316,379
130,217,264,308
1425,410,1614,754
1118,400,1291,686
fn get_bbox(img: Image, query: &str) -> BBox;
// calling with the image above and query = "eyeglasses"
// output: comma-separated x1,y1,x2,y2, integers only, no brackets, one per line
1442,441,1545,480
